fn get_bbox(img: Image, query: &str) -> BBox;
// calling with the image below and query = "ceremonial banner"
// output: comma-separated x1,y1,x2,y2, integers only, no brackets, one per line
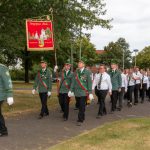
26,20,54,51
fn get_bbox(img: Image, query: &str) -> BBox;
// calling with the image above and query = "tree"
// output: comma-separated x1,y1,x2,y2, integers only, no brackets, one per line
99,38,132,68
0,0,112,81
136,46,150,69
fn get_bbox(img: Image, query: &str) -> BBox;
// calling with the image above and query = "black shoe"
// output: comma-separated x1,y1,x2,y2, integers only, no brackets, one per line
141,100,144,103
134,102,138,105
128,102,132,107
117,107,122,111
96,115,102,119
0,132,8,137
38,115,43,119
74,107,78,110
44,113,49,116
109,111,114,114
63,118,68,121
76,121,83,126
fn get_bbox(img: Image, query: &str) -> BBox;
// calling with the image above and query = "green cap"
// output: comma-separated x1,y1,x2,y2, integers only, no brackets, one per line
111,59,118,64
78,59,85,64
40,59,47,64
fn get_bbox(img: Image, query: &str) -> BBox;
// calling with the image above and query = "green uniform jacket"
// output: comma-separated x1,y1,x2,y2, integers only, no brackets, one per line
0,64,13,101
108,69,122,91
59,70,73,94
70,68,92,97
33,68,52,93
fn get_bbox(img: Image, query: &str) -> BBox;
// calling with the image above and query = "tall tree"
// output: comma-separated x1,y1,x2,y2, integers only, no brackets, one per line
0,0,111,81
98,38,132,68
136,46,150,69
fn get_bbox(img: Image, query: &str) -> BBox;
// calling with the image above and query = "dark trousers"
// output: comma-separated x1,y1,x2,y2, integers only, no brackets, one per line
118,87,125,108
0,101,7,134
39,92,49,116
141,84,147,102
111,91,119,111
95,86,99,103
134,84,140,103
148,87,150,99
59,93,70,119
58,94,64,112
127,86,134,103
75,97,80,109
97,90,108,115
77,96,87,122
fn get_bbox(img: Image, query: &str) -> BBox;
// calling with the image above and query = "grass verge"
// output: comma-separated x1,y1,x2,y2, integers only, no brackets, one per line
49,118,150,150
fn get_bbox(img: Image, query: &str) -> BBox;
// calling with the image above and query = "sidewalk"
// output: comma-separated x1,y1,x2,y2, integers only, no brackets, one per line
0,98,150,150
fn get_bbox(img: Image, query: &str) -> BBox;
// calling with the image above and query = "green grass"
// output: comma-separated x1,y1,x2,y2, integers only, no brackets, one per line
49,118,150,150
3,82,61,116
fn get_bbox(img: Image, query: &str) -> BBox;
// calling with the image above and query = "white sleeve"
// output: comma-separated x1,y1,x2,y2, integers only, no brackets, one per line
92,75,97,90
107,75,112,92
147,78,149,89
124,75,128,91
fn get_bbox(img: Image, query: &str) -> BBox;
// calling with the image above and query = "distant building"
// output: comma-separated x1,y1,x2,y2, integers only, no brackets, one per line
96,50,105,55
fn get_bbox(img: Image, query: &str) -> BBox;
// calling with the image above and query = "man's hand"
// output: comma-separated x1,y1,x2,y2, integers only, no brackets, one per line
89,94,94,101
118,88,121,92
109,91,112,96
54,65,58,72
7,97,14,106
68,91,74,97
48,91,51,97
32,89,36,95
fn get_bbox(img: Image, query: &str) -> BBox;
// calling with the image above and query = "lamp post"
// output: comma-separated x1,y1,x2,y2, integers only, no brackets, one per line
122,49,125,70
133,49,138,67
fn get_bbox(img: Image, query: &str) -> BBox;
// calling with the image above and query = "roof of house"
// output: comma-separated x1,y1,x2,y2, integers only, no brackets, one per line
96,50,105,54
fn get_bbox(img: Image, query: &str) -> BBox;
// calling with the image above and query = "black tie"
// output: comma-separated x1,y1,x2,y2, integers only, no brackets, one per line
98,74,103,90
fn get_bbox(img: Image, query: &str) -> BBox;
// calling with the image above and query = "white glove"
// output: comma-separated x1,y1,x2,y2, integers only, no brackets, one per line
89,94,94,101
7,97,14,106
32,89,36,95
71,92,74,97
68,91,73,97
54,65,58,72
48,91,51,97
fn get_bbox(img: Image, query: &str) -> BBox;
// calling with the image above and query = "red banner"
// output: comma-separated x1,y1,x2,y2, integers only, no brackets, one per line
26,20,54,51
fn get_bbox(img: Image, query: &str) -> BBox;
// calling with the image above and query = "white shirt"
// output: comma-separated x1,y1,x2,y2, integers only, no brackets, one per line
141,75,149,89
92,72,112,92
80,67,85,73
65,70,69,75
121,73,128,91
127,73,136,86
134,71,142,84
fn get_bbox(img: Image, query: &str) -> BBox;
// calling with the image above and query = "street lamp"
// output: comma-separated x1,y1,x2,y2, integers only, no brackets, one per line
122,49,125,70
133,49,138,67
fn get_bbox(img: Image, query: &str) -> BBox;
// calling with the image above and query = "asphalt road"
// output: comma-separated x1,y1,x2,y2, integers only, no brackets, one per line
1,97,150,150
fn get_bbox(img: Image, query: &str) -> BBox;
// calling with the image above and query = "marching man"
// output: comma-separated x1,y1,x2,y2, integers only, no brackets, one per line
92,64,112,118
58,63,73,121
69,60,94,126
32,60,52,119
0,64,14,137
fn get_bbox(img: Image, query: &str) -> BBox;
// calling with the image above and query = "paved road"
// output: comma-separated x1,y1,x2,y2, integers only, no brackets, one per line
1,97,150,150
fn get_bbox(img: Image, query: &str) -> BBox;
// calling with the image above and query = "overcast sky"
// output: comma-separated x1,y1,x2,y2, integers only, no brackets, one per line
90,0,150,52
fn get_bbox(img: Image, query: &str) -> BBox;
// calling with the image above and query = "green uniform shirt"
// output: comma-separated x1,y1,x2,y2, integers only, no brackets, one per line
0,64,13,101
33,68,52,93
108,69,122,91
70,68,92,97
59,70,73,94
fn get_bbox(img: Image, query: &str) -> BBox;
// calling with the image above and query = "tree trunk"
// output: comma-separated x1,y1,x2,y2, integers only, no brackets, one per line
24,46,29,83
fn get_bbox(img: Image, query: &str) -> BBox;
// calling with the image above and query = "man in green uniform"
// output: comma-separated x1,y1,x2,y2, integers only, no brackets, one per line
108,61,122,113
0,64,14,137
69,60,94,126
32,60,52,119
59,63,73,121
